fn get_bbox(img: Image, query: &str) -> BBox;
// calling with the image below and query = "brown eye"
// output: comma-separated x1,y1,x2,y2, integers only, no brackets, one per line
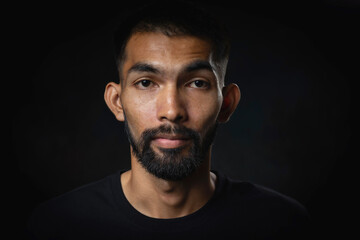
189,80,209,89
140,80,151,87
135,79,154,89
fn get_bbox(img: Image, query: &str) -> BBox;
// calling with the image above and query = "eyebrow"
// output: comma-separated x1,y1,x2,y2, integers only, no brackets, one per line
126,60,214,76
127,62,160,75
183,60,214,73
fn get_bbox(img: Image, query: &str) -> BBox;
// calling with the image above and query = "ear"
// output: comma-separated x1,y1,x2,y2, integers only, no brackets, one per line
104,82,125,122
217,83,241,123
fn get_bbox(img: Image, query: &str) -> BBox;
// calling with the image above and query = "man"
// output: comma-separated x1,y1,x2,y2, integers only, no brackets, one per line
27,1,311,239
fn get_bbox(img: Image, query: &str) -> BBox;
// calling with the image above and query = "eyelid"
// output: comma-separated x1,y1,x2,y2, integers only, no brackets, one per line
133,79,157,89
132,77,211,89
187,79,211,89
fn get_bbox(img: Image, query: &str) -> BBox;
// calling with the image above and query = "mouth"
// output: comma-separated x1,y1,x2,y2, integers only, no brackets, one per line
152,134,191,149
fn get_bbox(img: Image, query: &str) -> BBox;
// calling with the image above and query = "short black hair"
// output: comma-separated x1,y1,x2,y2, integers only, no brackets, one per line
112,0,231,83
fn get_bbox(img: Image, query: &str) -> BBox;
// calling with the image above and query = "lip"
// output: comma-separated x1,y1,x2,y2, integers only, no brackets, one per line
152,135,190,148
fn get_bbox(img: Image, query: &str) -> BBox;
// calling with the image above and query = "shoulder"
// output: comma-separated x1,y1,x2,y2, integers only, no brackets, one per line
217,172,309,217
27,171,120,238
213,171,313,238
34,172,116,211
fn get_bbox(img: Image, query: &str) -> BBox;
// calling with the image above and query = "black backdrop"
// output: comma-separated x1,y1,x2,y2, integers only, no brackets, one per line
9,0,358,238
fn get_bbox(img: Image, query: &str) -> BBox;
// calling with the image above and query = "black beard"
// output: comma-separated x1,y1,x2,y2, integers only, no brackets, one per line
123,116,218,181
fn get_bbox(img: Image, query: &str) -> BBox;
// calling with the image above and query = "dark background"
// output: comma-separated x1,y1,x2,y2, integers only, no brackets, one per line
9,0,358,238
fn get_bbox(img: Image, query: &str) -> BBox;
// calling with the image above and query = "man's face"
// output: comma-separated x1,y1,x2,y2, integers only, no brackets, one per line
119,32,224,181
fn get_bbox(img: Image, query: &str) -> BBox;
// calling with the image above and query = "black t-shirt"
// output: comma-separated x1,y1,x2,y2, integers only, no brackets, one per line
27,170,312,239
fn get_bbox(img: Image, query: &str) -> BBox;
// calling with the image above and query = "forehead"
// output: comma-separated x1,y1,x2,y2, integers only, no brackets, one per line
122,32,213,75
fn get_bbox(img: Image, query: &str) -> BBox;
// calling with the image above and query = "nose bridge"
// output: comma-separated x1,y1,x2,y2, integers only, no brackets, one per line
157,84,187,123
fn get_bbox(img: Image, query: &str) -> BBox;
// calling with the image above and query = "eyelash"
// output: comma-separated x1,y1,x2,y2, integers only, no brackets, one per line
134,79,210,89
134,79,154,89
188,80,210,89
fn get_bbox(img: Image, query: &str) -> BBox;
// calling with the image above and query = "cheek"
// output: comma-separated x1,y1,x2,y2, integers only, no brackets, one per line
187,91,222,129
122,92,158,137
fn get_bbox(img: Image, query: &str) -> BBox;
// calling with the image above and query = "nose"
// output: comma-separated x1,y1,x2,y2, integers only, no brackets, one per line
156,85,188,123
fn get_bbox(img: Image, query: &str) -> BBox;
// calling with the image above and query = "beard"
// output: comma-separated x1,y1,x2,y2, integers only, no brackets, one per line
123,115,218,181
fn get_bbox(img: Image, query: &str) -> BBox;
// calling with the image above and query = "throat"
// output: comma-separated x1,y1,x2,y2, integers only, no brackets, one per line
156,181,190,206
141,177,199,218
121,168,216,219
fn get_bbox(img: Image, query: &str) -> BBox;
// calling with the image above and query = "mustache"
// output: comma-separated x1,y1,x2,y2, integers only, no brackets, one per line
140,124,200,148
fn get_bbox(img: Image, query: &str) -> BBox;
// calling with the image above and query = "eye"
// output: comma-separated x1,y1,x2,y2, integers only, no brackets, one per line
135,79,154,89
188,80,210,89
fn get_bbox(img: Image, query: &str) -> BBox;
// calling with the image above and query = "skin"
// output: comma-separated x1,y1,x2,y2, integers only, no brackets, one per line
105,32,241,219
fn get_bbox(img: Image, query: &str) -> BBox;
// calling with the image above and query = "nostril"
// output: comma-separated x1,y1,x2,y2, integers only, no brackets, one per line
160,114,183,122
174,115,183,122
174,116,184,123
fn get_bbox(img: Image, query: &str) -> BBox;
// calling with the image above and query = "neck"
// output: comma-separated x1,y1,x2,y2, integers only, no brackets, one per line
121,149,217,219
